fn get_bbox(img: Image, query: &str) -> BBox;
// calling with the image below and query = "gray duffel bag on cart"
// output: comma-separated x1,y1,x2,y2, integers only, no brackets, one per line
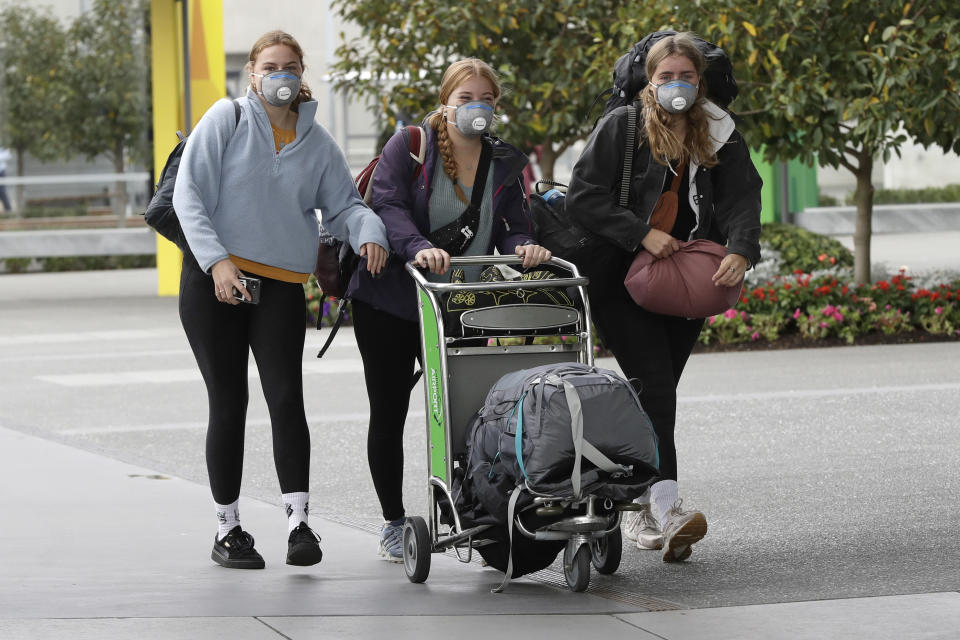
451,362,661,577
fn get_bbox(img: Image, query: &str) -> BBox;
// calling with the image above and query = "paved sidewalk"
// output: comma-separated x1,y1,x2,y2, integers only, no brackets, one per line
3,425,959,640
1,257,959,639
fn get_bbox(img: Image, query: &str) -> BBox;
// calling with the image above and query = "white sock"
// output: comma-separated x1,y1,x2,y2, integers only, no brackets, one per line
215,500,240,540
282,491,309,532
650,479,679,524
633,488,652,505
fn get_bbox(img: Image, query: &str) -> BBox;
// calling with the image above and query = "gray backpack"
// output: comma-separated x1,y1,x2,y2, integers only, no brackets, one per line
462,362,660,523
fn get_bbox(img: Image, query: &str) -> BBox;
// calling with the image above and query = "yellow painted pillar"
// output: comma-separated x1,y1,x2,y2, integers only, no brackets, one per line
150,0,225,296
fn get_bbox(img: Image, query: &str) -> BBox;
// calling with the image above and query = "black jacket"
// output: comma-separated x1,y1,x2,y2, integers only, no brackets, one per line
566,103,762,284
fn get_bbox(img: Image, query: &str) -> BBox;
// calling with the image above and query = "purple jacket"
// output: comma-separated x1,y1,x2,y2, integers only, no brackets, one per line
347,125,533,322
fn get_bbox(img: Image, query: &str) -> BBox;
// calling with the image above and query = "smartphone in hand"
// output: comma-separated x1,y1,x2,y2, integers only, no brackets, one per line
233,276,262,304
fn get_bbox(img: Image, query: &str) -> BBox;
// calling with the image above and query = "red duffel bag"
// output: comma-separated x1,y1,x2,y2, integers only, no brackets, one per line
623,239,743,318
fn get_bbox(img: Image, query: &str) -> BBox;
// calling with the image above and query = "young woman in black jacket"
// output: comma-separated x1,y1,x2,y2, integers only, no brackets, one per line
566,32,762,562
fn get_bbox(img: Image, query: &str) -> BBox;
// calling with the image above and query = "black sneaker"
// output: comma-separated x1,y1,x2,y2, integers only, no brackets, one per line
287,522,323,566
212,526,265,569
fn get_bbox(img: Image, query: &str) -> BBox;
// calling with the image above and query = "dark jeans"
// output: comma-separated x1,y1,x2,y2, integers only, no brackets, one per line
591,284,704,482
352,299,422,522
179,255,310,505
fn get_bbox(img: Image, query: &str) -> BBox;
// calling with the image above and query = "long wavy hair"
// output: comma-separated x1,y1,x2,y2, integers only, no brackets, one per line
639,33,719,169
426,58,502,188
244,30,313,108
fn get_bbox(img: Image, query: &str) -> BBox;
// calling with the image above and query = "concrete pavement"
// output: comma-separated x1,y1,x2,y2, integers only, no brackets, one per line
4,409,959,639
1,263,960,639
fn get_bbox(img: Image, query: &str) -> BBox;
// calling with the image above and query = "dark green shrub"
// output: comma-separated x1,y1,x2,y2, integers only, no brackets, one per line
818,193,840,207
761,223,853,274
2,258,32,273
20,206,88,218
844,183,960,205
40,255,156,271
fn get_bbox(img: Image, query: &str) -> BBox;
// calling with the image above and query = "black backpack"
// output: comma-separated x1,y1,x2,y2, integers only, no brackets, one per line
600,31,738,117
531,107,638,263
144,99,241,250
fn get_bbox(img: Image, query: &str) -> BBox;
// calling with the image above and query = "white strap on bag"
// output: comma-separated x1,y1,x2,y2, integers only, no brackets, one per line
548,374,630,499
492,486,523,594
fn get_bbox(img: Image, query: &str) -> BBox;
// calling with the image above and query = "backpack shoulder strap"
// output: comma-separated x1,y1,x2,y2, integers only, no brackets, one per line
232,98,241,127
316,299,347,358
619,105,637,209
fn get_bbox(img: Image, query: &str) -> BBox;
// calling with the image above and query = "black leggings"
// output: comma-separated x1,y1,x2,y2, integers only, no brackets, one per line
591,286,704,482
352,299,421,522
179,255,310,505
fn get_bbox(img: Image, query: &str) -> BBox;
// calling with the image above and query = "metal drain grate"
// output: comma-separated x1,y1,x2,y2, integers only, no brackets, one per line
318,511,686,611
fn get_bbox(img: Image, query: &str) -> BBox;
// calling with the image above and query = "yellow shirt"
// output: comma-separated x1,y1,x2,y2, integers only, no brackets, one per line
272,126,296,153
230,126,309,284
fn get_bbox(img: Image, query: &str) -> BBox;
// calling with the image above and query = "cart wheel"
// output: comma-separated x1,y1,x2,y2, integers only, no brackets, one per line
403,516,431,583
591,527,622,575
563,541,591,592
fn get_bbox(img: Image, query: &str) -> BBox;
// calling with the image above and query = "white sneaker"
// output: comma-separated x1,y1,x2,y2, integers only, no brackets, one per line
660,501,707,562
621,503,663,550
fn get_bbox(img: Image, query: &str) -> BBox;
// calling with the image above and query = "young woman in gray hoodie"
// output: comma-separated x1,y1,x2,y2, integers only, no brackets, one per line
172,30,388,570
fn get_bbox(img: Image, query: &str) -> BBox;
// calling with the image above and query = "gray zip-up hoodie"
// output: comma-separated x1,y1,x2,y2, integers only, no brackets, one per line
172,89,387,274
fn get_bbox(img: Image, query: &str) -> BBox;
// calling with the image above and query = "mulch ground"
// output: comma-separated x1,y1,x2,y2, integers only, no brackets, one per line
690,330,960,354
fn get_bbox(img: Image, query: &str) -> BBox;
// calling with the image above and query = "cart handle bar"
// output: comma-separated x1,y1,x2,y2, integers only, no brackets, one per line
404,255,589,292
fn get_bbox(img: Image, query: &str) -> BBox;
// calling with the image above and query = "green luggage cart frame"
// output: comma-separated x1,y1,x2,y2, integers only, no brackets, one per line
401,255,629,592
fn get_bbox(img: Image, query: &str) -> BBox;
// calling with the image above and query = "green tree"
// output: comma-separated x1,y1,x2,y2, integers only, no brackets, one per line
65,0,151,224
689,0,960,283
0,5,70,211
331,0,670,180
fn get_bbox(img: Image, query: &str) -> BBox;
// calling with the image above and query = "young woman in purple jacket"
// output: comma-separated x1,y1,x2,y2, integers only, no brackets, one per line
345,58,551,561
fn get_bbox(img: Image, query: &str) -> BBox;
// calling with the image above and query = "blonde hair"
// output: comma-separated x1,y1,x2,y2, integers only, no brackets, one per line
639,33,718,169
426,59,502,187
244,30,313,108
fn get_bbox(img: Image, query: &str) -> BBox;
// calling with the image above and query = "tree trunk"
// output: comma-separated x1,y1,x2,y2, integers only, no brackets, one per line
539,140,556,182
112,140,128,228
852,152,874,284
15,147,25,213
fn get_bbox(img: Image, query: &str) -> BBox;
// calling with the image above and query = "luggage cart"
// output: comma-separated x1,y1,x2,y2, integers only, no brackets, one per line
402,255,635,592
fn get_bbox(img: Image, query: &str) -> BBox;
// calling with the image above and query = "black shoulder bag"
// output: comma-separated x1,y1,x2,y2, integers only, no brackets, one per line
530,105,637,262
427,139,493,256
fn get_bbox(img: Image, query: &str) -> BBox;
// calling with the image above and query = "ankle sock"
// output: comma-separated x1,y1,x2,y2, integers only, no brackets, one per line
215,500,240,540
650,479,679,525
633,487,652,506
282,491,309,532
